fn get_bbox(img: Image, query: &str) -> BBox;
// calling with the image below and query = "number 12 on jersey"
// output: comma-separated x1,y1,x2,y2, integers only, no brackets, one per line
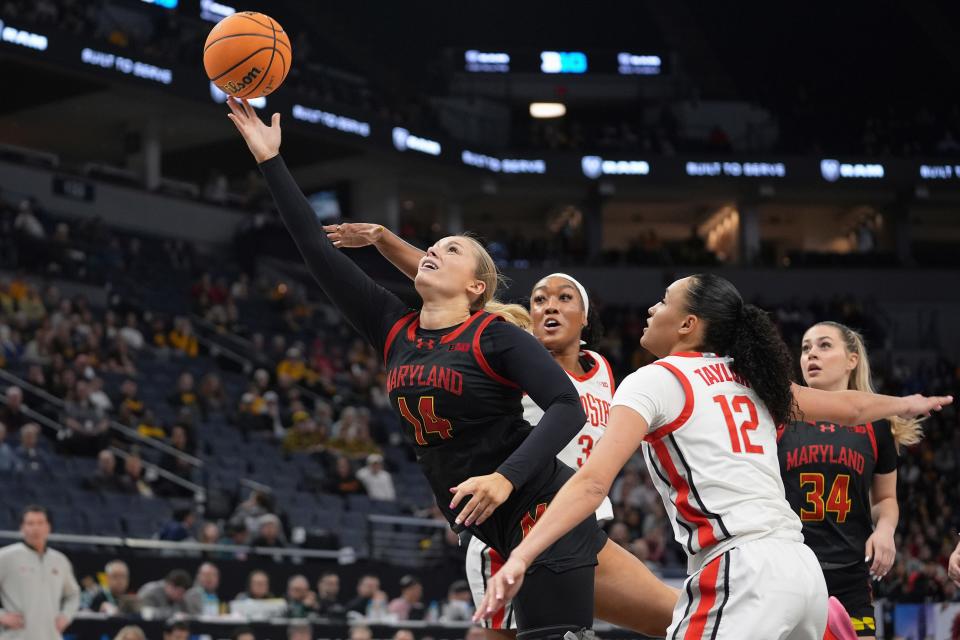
713,394,764,454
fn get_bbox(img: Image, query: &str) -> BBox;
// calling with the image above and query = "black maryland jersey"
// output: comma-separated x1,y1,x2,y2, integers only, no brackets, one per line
384,310,571,556
777,419,897,567
261,156,591,567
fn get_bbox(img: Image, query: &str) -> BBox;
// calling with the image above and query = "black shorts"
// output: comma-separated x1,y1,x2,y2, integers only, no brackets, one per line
473,460,607,574
823,565,876,637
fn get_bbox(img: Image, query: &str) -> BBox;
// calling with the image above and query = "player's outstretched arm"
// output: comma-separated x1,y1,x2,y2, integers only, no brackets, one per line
450,325,586,528
226,98,409,348
324,223,426,281
791,383,952,426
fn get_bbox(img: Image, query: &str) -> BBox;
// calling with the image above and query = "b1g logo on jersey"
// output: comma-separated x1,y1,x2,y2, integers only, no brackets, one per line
222,66,262,95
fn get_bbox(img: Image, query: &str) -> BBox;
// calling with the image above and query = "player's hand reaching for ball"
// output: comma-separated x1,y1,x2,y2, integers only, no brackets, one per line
226,97,281,164
450,472,514,527
323,223,385,248
474,554,527,624
897,393,953,419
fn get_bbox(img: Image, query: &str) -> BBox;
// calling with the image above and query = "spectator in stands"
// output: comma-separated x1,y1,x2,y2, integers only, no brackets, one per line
217,522,250,561
198,521,220,545
163,620,190,640
387,575,425,621
113,626,147,640
23,366,48,405
356,453,395,502
439,580,473,623
151,317,170,353
136,409,166,440
230,489,275,536
345,574,384,615
0,326,21,369
262,391,286,439
156,425,195,497
104,337,137,376
236,570,274,600
329,412,381,460
185,562,221,616
168,372,199,414
253,368,272,395
157,508,195,541
136,569,192,618
198,373,228,417
117,451,154,497
236,392,268,437
114,379,144,419
277,347,312,384
251,513,287,548
16,422,52,473
13,199,45,240
0,386,28,431
88,560,132,615
0,422,23,475
282,413,327,454
288,621,312,640
324,455,365,496
0,505,79,638
119,313,144,351
61,379,109,455
87,377,113,414
85,449,121,492
231,628,256,640
316,571,345,617
393,630,415,640
284,575,318,618
168,318,198,357
350,626,373,640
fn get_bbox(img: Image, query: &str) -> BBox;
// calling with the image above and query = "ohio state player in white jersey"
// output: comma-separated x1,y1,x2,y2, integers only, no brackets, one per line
477,274,952,640
633,351,801,573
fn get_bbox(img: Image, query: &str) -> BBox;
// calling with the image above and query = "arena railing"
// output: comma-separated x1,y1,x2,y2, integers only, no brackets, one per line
0,530,344,561
108,446,204,501
0,370,203,469
0,391,205,503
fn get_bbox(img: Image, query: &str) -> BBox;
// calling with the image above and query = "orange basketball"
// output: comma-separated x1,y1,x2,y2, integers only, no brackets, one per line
203,11,292,99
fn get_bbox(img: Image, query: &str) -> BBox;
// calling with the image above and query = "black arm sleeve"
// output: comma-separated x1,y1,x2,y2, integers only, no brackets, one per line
259,156,411,352
874,419,898,474
479,322,586,488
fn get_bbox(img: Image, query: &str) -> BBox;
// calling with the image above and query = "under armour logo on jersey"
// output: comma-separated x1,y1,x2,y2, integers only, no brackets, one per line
416,338,435,350
820,424,836,433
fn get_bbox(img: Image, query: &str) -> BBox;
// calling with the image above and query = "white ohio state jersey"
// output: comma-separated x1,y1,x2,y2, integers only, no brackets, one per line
614,352,802,573
522,350,615,521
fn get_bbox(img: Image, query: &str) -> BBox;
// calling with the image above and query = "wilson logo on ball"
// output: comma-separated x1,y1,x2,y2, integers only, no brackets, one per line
222,66,262,95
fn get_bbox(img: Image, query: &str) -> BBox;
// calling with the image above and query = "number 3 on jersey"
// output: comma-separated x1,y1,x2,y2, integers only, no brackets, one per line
713,394,764,454
398,396,453,445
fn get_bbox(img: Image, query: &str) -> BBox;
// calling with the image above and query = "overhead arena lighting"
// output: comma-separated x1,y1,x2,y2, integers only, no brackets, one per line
529,102,566,119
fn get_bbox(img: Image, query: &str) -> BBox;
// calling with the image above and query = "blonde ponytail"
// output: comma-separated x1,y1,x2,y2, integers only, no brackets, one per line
816,321,923,447
483,301,532,330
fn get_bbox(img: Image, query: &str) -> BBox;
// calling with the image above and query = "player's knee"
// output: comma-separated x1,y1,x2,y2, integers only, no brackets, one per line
516,626,596,640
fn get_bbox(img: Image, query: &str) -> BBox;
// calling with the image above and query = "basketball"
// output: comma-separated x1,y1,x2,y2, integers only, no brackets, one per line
203,11,291,99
